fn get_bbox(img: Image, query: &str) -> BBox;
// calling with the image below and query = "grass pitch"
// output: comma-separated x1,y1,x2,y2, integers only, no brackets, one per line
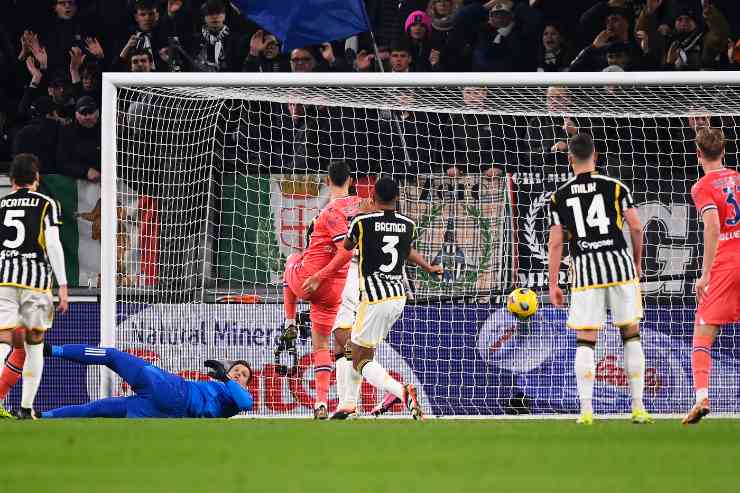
4,418,739,493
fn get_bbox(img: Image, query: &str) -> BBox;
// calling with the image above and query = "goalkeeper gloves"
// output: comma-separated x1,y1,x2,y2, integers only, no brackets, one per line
204,360,230,383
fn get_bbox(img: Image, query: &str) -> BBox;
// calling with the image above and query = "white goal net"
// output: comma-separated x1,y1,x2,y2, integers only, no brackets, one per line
101,73,740,417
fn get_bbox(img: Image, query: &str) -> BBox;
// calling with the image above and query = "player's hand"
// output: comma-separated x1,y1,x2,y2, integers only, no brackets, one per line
56,285,69,314
302,274,321,295
592,30,612,49
695,275,710,303
204,360,230,383
549,284,564,307
428,264,444,280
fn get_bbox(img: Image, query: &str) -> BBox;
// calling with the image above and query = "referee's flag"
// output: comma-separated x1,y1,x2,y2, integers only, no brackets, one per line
235,0,370,53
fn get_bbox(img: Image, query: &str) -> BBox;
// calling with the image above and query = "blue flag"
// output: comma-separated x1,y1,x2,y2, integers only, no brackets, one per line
236,0,370,53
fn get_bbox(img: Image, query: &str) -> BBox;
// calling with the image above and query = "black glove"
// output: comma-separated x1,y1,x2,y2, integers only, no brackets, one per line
204,360,229,383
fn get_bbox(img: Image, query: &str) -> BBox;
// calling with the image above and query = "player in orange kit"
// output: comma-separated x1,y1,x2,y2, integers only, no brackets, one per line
683,127,740,424
282,161,364,419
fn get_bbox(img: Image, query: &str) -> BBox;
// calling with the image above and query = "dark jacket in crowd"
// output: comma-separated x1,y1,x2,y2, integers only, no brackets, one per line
56,119,101,179
449,2,542,72
13,117,61,174
39,14,98,77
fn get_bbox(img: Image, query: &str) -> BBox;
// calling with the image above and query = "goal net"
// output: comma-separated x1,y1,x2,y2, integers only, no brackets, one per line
101,72,740,417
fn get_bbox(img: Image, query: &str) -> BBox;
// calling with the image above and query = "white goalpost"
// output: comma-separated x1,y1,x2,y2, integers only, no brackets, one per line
100,71,740,417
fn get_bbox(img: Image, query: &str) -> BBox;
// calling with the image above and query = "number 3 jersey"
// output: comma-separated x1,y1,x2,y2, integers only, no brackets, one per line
348,210,415,302
691,167,740,272
0,188,62,290
549,172,637,290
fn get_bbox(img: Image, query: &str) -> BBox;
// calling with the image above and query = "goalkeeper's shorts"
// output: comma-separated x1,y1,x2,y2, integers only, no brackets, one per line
696,269,740,326
284,253,344,333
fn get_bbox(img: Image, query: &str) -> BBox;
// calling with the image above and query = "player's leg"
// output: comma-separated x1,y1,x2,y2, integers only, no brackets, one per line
567,288,607,425
16,289,55,418
47,344,157,396
0,288,21,417
351,298,421,419
0,328,25,418
683,270,739,424
331,259,360,418
41,396,130,418
683,322,719,424
310,315,334,420
283,253,303,330
609,282,652,424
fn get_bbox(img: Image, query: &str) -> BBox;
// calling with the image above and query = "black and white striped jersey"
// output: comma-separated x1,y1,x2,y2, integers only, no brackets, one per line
549,172,637,290
0,188,62,291
348,210,415,302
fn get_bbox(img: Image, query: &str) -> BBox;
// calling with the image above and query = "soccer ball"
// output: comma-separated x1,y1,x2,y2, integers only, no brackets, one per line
507,288,538,320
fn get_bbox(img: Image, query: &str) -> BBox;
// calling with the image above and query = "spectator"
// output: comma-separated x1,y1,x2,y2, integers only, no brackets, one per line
388,40,413,73
242,30,288,72
18,57,75,123
448,0,542,72
129,47,155,72
578,0,673,49
40,0,99,76
403,11,435,71
569,6,646,71
160,0,196,47
443,87,518,178
637,2,730,70
289,48,318,73
0,95,11,165
12,97,61,174
427,0,459,43
526,86,578,172
69,47,101,105
56,95,101,181
537,23,575,72
115,0,170,71
317,42,351,72
191,0,244,72
375,90,446,176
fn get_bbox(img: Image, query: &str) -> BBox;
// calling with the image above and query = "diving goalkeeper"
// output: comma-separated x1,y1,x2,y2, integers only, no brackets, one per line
39,344,253,419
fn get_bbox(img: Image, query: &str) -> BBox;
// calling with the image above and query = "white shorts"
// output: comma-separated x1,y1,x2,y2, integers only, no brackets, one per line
567,281,643,330
351,297,406,349
0,286,54,331
333,257,359,331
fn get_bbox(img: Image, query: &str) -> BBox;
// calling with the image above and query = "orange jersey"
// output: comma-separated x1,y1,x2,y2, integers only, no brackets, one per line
301,195,363,278
691,168,740,272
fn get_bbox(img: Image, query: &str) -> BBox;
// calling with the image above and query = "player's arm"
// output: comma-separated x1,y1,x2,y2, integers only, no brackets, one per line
547,224,565,307
225,380,254,412
407,249,443,276
303,220,357,294
623,207,643,279
44,209,69,313
697,209,721,302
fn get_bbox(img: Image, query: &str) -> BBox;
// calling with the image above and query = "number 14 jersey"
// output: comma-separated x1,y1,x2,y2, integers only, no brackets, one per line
549,172,637,291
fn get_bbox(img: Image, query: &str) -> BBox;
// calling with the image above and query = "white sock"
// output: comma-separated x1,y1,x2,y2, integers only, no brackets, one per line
696,388,709,403
623,338,646,412
335,355,350,409
575,343,595,415
284,319,295,329
346,366,362,408
21,342,44,409
0,343,11,364
361,361,404,400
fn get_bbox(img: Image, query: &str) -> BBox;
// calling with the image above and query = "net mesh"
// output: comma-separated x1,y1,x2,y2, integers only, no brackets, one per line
106,83,740,416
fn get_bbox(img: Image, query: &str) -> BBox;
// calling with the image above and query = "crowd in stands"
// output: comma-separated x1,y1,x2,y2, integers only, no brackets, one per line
1,0,739,179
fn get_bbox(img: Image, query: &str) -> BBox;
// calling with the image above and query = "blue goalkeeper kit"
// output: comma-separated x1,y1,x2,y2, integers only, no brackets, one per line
42,345,253,418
